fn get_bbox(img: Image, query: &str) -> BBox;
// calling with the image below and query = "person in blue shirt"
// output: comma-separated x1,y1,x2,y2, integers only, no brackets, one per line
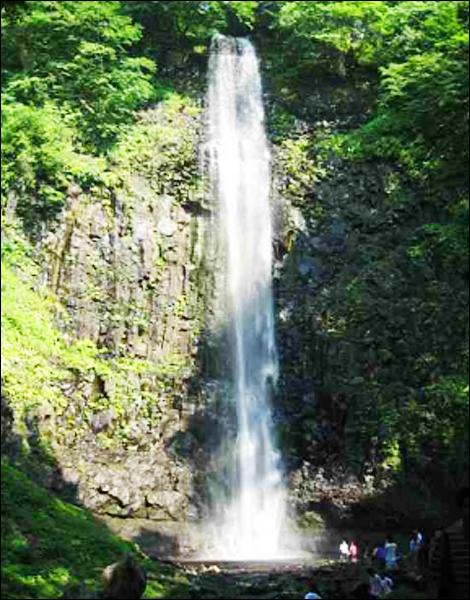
385,535,398,569
304,581,323,599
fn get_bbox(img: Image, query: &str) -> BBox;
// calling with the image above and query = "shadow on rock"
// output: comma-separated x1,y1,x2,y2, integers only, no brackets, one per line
1,382,80,505
133,527,182,560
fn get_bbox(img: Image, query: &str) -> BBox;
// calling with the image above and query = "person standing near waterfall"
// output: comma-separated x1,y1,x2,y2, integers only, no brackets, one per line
340,539,351,561
384,535,398,569
409,529,424,574
350,541,359,563
429,487,469,599
304,581,323,599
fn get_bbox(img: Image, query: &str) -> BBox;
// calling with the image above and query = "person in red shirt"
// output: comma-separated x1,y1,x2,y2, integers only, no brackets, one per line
350,541,359,563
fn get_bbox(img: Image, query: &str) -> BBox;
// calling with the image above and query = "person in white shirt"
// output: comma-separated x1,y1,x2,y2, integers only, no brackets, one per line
340,539,350,561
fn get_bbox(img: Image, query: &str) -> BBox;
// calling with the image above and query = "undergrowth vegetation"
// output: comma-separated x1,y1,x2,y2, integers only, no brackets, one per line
1,461,189,599
1,238,190,455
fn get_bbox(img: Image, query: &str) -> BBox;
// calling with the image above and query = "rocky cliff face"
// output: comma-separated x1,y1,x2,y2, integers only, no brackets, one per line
30,97,224,521
5,69,416,527
261,58,428,524
45,180,205,364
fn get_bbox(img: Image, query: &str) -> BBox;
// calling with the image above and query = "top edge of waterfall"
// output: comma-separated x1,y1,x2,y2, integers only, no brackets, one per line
210,33,252,55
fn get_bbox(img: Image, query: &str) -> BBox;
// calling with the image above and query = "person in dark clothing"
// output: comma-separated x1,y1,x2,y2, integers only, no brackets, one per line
363,541,373,566
429,487,469,599
102,554,147,600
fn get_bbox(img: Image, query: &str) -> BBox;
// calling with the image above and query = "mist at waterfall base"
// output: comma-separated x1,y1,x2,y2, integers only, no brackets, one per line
204,35,299,562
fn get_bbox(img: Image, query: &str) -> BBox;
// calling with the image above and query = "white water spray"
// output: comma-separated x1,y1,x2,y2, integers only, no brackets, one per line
207,35,288,560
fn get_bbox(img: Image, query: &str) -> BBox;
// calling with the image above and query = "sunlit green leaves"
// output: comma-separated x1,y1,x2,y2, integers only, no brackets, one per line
1,263,66,415
278,1,467,66
376,1,465,63
1,461,138,599
226,1,259,28
50,41,156,148
1,101,75,193
280,1,389,63
1,99,111,231
1,0,157,234
2,0,156,149
10,0,142,68
111,94,203,205
278,136,325,206
273,0,469,186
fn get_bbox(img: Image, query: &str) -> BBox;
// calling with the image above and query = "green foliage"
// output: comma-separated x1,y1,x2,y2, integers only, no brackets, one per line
1,1,27,15
1,101,74,193
111,94,203,205
1,0,158,235
50,43,156,149
334,36,469,187
276,2,469,187
277,1,467,67
277,136,325,211
2,1,156,149
1,461,124,599
228,1,259,27
379,35,469,174
2,1,143,74
0,219,37,273
1,263,67,417
280,1,389,64
1,99,111,232
122,0,260,58
1,461,180,600
297,510,326,532
373,1,466,64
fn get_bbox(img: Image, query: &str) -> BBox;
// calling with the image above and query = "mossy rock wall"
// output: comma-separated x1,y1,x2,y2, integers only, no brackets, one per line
9,97,226,522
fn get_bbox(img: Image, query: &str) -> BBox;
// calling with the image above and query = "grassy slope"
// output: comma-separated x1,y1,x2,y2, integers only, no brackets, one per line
1,461,191,599
2,460,128,599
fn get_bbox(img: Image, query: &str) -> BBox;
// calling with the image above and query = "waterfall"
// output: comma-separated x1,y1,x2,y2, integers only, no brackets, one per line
207,35,287,560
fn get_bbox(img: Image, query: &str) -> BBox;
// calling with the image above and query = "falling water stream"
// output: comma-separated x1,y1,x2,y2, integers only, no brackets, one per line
207,35,288,560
